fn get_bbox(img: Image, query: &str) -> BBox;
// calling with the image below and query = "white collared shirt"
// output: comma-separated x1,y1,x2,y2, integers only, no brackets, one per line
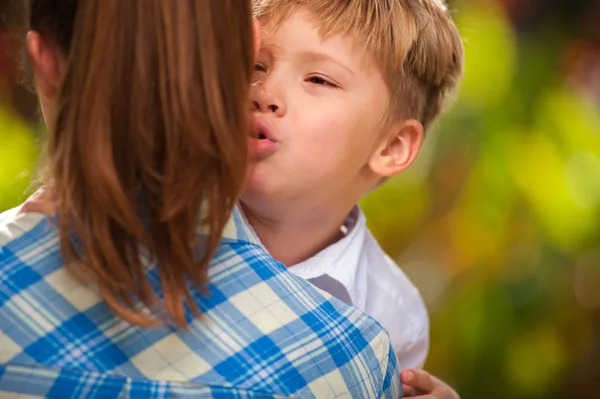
243,206,430,369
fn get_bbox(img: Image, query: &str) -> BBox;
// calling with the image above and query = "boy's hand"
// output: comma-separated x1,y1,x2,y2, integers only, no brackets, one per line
401,369,459,399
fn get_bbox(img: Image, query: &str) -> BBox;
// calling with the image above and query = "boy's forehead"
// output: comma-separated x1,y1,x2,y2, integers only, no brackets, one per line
262,9,342,37
259,12,376,72
259,31,282,50
261,11,366,51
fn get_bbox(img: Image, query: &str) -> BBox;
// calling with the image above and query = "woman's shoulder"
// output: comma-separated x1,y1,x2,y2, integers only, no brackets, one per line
0,206,50,248
1,188,56,245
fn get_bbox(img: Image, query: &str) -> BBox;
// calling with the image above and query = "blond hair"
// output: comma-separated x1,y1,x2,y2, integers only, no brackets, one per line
253,0,463,130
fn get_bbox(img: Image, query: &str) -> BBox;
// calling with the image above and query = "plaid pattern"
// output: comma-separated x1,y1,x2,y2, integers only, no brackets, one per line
0,207,400,398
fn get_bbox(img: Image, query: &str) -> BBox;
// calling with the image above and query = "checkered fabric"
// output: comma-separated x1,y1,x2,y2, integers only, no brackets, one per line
0,207,400,398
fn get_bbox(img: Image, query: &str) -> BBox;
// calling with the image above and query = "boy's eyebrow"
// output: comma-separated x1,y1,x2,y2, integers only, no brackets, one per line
260,37,282,55
298,51,355,76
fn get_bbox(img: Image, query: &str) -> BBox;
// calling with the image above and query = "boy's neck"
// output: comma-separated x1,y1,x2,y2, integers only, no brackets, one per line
241,202,352,267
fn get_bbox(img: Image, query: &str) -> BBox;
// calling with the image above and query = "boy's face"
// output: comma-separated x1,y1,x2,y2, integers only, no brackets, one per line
244,9,392,214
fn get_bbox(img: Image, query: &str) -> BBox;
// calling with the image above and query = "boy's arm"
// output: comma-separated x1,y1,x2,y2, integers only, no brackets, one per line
394,322,429,369
400,369,459,399
366,253,430,370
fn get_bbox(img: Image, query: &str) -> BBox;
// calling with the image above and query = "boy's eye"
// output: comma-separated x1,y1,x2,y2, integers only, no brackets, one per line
255,63,267,73
306,76,337,87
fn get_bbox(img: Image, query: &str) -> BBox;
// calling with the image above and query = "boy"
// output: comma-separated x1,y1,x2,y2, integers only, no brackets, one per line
243,0,463,396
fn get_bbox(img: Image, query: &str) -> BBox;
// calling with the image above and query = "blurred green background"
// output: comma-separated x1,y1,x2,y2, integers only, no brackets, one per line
1,0,599,398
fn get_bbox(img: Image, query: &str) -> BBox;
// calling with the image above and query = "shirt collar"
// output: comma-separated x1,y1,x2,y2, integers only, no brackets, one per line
287,206,365,279
287,206,367,306
220,205,263,246
214,205,368,306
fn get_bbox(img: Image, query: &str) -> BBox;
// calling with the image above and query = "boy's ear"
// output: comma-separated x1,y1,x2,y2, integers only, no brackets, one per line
368,119,424,178
26,31,63,101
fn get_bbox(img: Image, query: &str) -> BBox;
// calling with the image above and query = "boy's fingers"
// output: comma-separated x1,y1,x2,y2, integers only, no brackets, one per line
401,369,434,393
402,385,418,397
430,375,460,399
402,390,436,399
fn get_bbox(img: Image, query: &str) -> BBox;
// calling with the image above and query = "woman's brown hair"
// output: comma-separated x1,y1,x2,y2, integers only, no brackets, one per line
28,0,254,327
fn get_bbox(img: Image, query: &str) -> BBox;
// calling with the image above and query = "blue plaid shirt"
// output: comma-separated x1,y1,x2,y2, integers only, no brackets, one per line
0,207,400,398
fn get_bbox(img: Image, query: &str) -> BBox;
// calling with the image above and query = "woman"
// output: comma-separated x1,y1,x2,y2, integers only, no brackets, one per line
0,0,400,397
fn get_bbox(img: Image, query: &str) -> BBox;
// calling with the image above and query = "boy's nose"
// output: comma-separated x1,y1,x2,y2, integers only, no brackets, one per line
253,100,279,113
252,82,285,115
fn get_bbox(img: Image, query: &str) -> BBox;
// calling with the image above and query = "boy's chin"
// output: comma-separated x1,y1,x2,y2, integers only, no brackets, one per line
242,171,274,201
244,161,277,191
242,161,305,205
241,173,292,211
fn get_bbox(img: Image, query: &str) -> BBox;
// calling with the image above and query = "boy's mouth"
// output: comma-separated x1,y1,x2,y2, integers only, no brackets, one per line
251,132,268,140
249,116,278,156
250,117,277,142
